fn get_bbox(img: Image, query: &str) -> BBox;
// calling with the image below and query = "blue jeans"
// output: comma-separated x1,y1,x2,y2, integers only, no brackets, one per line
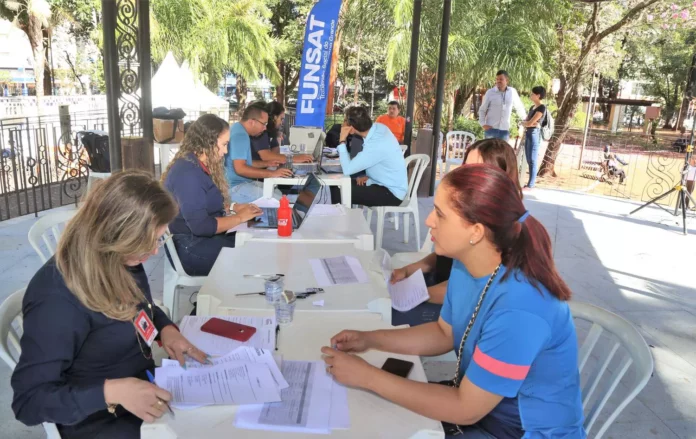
392,301,442,327
524,128,540,188
169,233,236,276
229,181,282,204
484,128,510,141
445,425,497,438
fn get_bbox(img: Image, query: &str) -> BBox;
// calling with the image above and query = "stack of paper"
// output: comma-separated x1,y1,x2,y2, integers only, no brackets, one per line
235,360,350,434
309,255,369,287
379,251,430,312
179,315,276,356
156,347,288,408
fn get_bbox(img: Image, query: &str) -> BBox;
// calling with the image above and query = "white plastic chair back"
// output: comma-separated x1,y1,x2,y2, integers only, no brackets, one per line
164,235,190,277
570,302,654,439
445,131,476,163
28,209,78,263
401,154,431,207
0,289,62,438
400,144,407,156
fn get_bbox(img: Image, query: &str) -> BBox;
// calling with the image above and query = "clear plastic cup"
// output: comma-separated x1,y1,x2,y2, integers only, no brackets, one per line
275,291,296,324
264,278,284,304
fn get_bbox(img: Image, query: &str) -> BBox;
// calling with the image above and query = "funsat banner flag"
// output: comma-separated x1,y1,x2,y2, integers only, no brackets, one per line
295,0,342,128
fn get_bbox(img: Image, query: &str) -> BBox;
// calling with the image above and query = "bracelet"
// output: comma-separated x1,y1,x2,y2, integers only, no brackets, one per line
229,202,237,214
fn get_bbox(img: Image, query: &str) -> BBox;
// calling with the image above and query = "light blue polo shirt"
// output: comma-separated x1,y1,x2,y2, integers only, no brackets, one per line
224,122,252,188
441,261,586,438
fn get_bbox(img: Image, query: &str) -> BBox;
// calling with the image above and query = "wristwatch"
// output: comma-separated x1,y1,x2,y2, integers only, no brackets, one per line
229,202,237,214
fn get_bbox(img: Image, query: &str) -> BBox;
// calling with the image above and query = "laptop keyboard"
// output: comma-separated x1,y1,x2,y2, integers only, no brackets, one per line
262,208,278,227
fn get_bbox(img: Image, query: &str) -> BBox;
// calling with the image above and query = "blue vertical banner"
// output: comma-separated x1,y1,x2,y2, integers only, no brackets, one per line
295,0,342,128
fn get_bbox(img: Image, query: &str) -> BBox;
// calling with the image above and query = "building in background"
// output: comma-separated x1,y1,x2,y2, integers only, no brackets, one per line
0,20,35,96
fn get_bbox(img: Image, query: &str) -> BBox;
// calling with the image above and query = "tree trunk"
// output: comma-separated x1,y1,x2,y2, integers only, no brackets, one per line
26,15,45,109
447,91,456,131
43,29,52,96
414,69,436,127
353,39,362,104
276,61,286,106
453,85,475,118
236,76,248,113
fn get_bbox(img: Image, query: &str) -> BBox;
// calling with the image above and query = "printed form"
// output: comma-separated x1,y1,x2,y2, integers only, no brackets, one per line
179,315,276,356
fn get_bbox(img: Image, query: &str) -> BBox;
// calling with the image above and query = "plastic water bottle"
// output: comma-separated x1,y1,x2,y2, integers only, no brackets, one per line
275,290,297,324
264,278,284,304
277,195,293,237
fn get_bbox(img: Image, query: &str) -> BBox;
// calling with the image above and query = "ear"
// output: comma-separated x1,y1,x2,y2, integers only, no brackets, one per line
470,223,487,245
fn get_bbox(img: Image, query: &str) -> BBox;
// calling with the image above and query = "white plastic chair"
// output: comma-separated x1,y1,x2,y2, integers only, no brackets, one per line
0,289,62,438
367,154,430,249
86,172,111,191
390,229,434,269
28,209,78,263
444,131,476,174
399,144,408,156
163,235,206,323
570,301,654,439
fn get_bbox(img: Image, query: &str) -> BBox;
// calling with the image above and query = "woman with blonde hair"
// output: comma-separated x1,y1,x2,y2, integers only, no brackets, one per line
163,114,261,276
12,171,208,438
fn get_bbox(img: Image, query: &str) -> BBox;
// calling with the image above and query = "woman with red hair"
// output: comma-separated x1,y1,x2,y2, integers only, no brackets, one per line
322,164,585,438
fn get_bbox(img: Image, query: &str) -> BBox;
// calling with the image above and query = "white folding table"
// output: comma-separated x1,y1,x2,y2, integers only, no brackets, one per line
263,173,352,208
196,242,391,321
141,311,444,438
234,208,373,251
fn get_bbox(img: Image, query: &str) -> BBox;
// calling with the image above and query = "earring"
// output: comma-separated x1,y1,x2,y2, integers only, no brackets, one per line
469,240,474,245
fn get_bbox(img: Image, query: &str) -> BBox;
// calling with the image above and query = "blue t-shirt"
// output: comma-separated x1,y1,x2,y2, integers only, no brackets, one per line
224,122,252,188
441,261,586,439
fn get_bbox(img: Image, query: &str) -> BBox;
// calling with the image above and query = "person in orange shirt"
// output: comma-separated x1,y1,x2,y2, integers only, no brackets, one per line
376,101,406,143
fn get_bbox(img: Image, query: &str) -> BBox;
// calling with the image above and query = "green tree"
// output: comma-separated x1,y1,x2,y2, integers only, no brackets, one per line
151,0,279,108
386,0,557,128
1,0,51,101
538,0,685,177
622,27,696,130
267,0,313,107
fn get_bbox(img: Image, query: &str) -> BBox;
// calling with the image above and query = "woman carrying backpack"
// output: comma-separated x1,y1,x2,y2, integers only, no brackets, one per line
522,86,547,190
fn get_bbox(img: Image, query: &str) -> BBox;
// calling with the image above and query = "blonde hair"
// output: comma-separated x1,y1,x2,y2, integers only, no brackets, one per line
56,171,178,321
161,114,231,206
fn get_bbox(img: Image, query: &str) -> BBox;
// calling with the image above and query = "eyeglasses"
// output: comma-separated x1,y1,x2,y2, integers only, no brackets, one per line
254,119,268,127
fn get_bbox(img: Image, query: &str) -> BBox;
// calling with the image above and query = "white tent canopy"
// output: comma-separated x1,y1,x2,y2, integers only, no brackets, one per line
150,52,228,116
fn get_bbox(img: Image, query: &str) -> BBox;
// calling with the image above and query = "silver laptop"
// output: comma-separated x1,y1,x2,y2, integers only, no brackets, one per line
289,144,324,175
248,173,321,229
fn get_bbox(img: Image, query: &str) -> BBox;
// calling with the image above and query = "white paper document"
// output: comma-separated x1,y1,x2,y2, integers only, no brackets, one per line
179,315,276,356
309,255,369,286
380,252,430,312
389,269,430,312
181,347,288,389
235,360,349,434
156,362,282,406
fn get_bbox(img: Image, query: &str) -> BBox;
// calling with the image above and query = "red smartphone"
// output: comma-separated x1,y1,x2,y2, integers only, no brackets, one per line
200,318,256,342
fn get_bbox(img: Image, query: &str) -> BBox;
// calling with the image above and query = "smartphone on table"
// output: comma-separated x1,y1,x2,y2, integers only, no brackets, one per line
200,318,256,342
381,358,414,378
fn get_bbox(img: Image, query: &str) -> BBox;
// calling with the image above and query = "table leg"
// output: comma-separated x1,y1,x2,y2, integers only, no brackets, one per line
262,179,275,199
341,179,352,208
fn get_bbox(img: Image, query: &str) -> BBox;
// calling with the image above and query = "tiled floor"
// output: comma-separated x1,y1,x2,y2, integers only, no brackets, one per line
1,189,695,438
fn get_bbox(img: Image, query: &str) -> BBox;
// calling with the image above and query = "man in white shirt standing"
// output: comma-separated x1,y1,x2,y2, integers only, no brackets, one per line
478,70,527,141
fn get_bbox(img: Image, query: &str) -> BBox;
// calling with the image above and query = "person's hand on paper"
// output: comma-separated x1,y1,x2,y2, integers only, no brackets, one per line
321,347,375,388
271,168,294,178
234,203,263,222
103,377,172,423
355,176,369,186
294,154,314,163
329,330,370,353
160,325,209,366
390,266,410,284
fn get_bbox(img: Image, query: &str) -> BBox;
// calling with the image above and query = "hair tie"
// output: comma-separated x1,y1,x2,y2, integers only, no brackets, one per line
518,211,530,224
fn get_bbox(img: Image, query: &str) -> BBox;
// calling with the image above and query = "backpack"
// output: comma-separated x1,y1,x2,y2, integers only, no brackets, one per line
541,108,554,141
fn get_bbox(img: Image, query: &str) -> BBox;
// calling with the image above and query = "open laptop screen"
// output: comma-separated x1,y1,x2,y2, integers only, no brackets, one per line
293,174,321,228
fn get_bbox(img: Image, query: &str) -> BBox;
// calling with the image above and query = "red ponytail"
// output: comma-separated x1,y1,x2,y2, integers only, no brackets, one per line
442,164,572,301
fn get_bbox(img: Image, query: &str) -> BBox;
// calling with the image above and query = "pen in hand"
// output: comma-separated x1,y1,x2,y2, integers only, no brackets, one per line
145,370,175,418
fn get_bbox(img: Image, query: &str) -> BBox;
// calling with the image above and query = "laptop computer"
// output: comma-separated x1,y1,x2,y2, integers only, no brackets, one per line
248,173,321,230
286,141,323,174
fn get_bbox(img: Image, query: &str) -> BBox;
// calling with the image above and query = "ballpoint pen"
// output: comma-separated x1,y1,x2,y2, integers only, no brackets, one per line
275,324,280,351
145,370,175,418
236,288,325,298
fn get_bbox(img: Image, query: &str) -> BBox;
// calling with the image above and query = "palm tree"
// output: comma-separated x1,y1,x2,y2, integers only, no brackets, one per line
1,0,51,103
151,0,279,109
